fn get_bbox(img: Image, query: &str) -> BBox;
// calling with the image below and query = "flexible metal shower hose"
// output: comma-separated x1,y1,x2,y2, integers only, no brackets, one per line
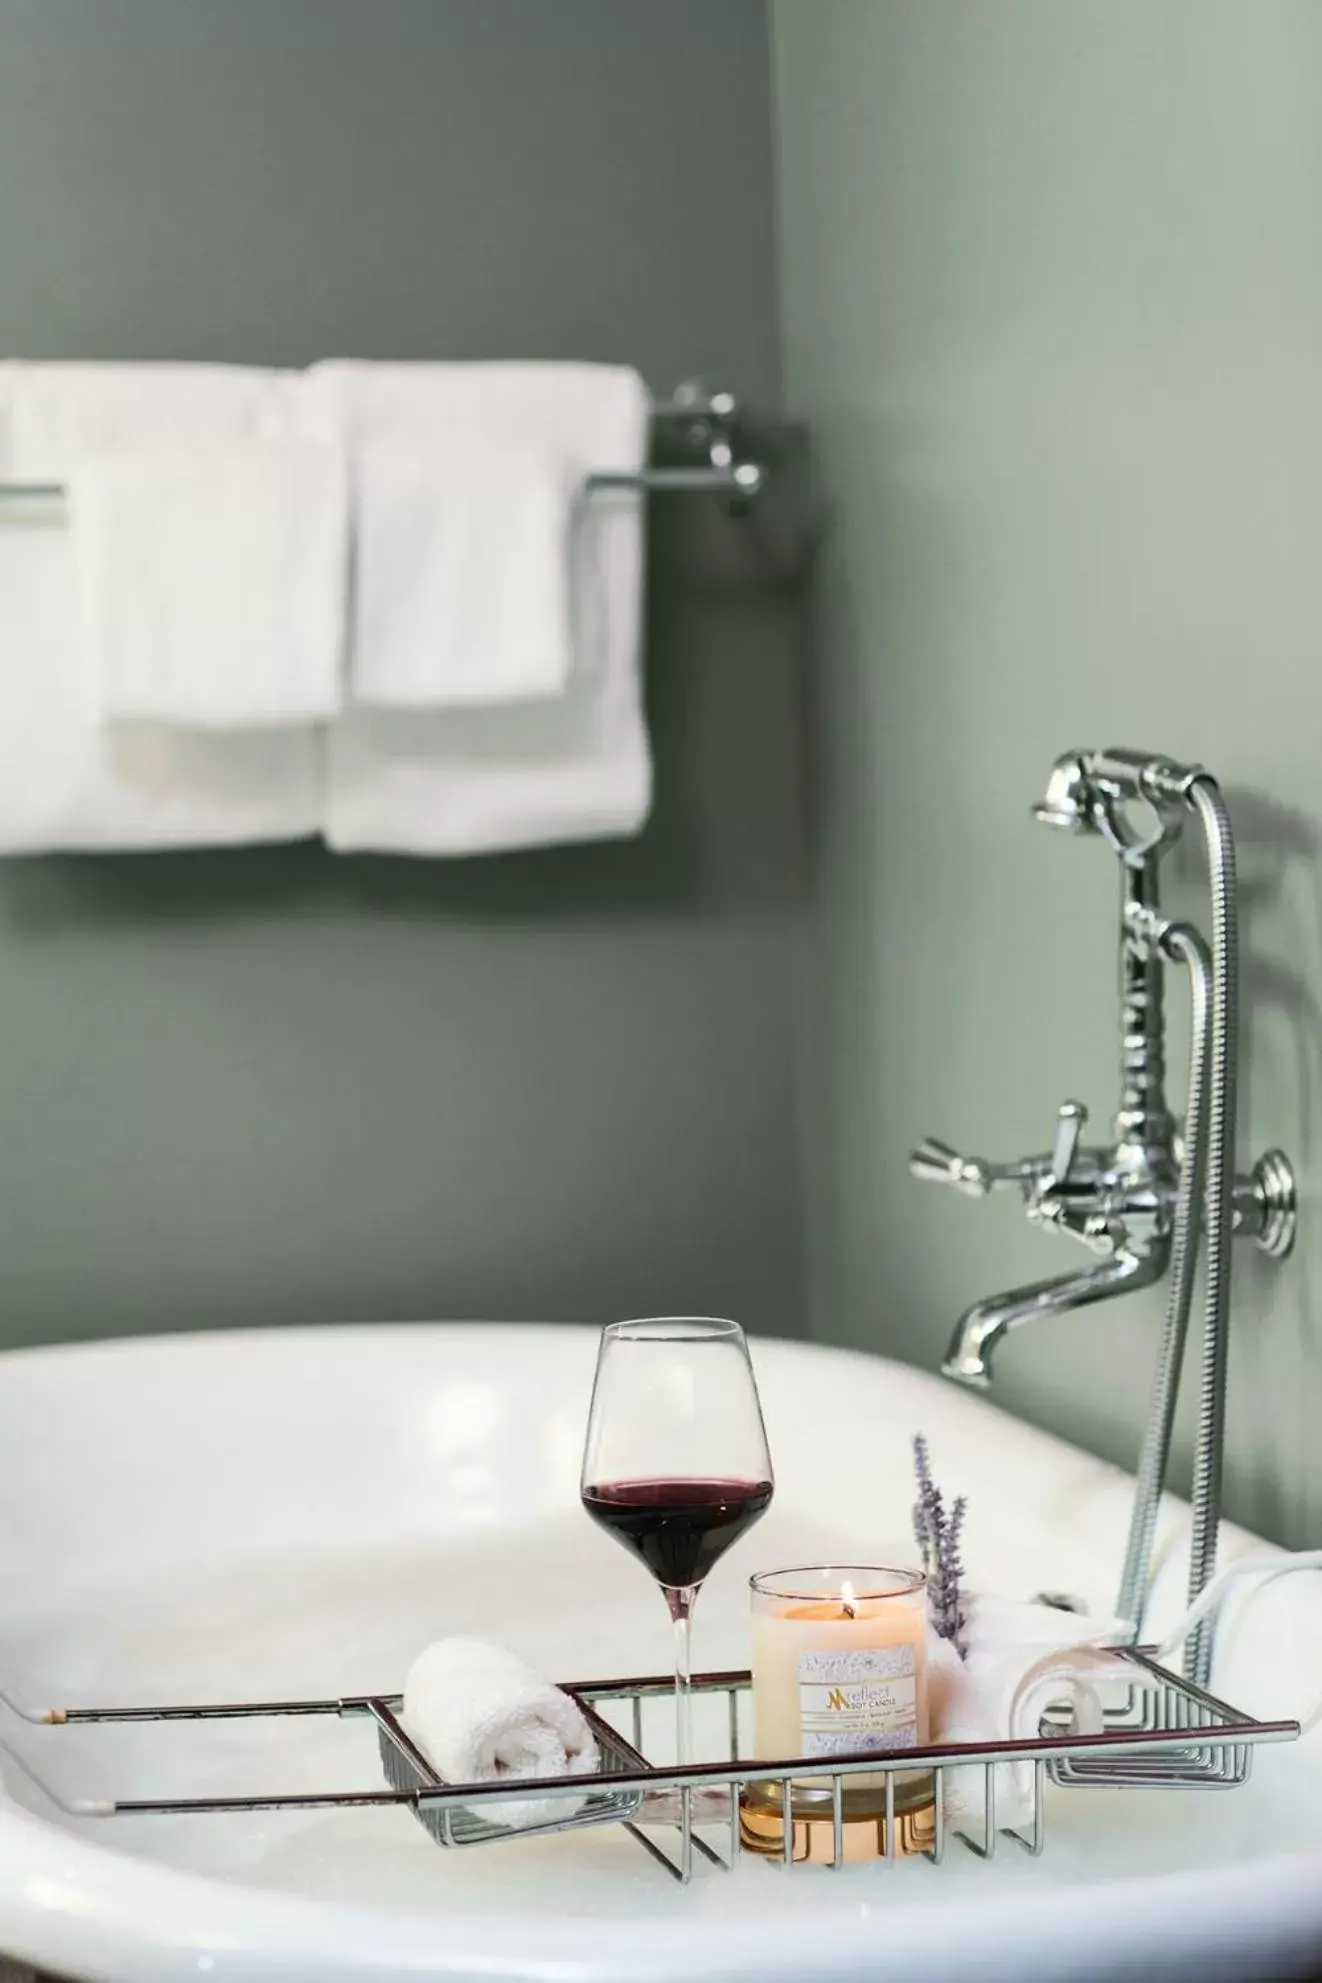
1115,922,1211,1641
1184,776,1239,1687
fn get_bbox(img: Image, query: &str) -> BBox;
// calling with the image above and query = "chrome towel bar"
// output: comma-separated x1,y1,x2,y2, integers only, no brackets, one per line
0,379,766,507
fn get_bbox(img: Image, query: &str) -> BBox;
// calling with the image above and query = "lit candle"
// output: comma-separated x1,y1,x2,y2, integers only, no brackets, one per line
742,1564,934,1863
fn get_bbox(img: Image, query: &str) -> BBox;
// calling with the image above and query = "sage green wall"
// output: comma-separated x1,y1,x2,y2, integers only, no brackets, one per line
774,0,1322,1545
0,0,808,1347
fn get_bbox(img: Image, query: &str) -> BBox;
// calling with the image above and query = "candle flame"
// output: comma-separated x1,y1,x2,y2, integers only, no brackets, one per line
840,1578,857,1620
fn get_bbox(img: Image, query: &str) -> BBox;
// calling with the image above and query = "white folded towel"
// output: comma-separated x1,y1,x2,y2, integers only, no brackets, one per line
350,437,577,708
0,364,320,851
927,1595,1125,1828
401,1636,600,1831
9,361,286,475
314,361,651,854
71,437,347,727
1157,1547,1322,1734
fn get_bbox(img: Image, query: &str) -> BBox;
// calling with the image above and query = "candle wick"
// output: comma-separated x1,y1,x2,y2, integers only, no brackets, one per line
843,1602,856,1620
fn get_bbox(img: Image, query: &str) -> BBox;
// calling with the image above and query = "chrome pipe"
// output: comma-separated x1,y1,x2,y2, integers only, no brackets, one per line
0,462,766,505
1184,778,1239,1686
1116,922,1212,1638
1114,855,1177,1181
942,1241,1169,1388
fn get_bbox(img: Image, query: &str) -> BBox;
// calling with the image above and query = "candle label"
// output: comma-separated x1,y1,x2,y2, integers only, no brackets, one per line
797,1646,918,1755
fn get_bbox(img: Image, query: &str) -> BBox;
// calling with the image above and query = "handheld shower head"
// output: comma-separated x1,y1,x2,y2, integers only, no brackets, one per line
1032,751,1095,833
1031,747,1205,851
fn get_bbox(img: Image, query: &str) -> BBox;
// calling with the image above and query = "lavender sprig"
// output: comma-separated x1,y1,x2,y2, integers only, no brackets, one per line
933,1493,968,1653
910,1435,969,1658
912,1433,937,1573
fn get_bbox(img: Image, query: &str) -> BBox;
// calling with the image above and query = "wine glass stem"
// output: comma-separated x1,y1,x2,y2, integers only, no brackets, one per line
669,1586,697,1766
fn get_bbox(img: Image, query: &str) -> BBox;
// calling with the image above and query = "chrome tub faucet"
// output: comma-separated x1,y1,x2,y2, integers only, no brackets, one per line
910,748,1297,1680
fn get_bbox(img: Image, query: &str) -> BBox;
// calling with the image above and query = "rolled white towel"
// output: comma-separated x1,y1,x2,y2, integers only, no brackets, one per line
401,1636,599,1830
1157,1548,1322,1735
927,1595,1125,1828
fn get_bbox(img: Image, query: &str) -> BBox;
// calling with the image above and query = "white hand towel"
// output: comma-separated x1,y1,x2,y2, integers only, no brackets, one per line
9,361,287,475
71,437,347,727
0,364,319,851
402,1636,599,1831
1157,1547,1322,1734
351,437,577,707
927,1595,1125,1828
314,362,651,853
315,360,638,710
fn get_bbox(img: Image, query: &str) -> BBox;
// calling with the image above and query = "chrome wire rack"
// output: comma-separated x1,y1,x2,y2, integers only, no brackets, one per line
0,1647,1298,1887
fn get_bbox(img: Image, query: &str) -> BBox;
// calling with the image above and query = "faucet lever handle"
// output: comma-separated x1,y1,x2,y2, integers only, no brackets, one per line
1028,1196,1127,1257
910,1136,993,1198
1047,1100,1088,1185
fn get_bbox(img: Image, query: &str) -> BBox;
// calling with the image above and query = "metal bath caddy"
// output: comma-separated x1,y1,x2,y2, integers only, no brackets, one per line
0,1646,1297,1886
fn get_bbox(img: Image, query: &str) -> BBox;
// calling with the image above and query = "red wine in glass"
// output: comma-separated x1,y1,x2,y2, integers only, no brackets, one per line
581,1318,774,1770
582,1476,774,1589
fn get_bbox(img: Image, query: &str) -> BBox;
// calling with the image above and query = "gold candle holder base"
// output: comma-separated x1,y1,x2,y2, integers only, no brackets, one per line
738,1773,936,1865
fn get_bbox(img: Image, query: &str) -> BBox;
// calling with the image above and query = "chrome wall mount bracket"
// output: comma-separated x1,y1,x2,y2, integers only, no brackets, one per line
1248,1148,1297,1259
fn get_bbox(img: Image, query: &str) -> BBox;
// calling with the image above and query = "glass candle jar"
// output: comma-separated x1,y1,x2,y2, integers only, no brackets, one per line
740,1565,935,1864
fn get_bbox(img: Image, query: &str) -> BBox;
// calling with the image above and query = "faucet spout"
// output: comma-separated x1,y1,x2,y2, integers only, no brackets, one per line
942,1240,1170,1388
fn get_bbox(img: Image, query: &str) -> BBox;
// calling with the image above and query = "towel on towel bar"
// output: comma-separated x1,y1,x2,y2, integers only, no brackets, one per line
349,436,578,708
71,436,347,728
315,361,652,853
8,362,285,478
0,363,320,851
315,360,641,712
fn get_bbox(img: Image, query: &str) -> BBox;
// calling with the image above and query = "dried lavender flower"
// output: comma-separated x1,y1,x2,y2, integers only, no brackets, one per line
910,1436,969,1659
911,1434,939,1575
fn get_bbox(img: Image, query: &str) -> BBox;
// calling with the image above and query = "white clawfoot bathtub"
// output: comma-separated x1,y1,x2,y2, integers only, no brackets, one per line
0,1323,1320,1982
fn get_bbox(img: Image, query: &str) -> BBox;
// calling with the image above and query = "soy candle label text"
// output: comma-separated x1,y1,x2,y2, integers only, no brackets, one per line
797,1646,918,1756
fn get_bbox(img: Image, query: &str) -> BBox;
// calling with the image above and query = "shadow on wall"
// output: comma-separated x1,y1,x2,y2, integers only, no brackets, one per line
1142,786,1322,1546
0,421,820,939
1207,786,1322,1545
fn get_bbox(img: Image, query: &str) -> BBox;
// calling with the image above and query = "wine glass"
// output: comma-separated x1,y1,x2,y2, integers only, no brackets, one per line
581,1316,774,1765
